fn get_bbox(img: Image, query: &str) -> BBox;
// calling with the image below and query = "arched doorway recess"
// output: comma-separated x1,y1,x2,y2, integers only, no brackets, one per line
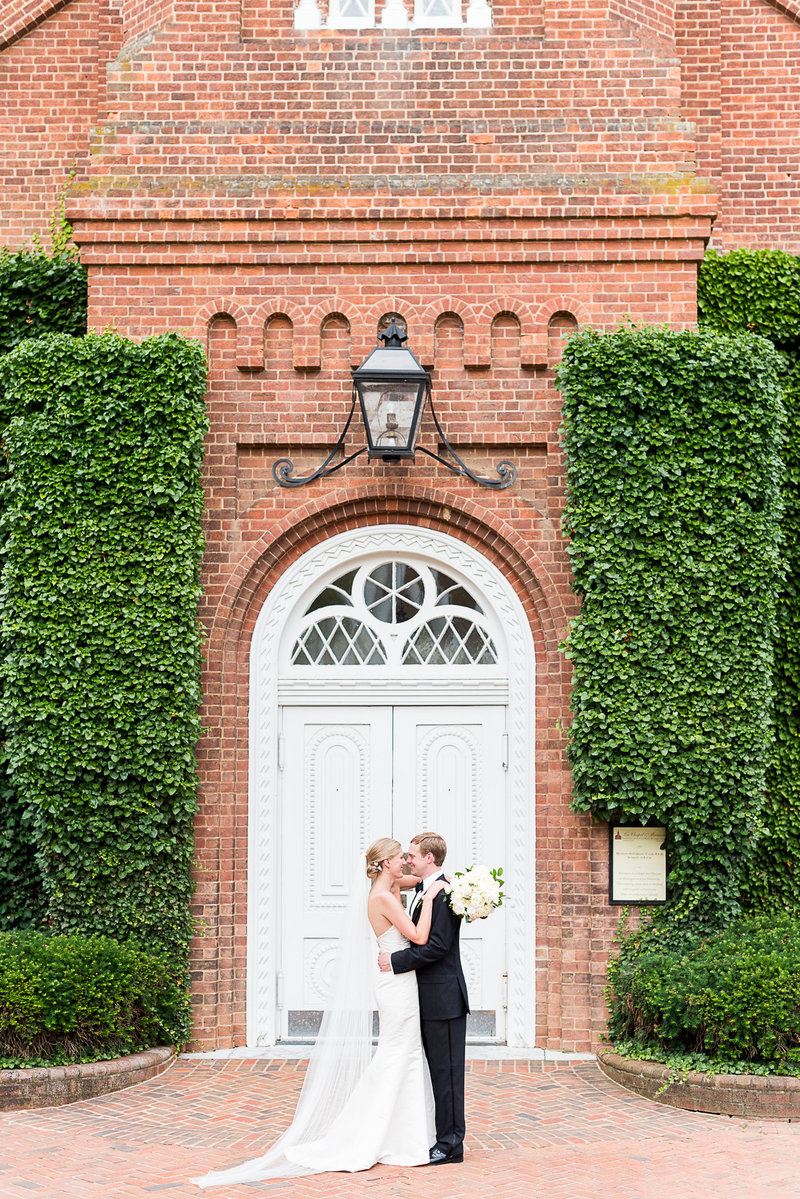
248,525,536,1048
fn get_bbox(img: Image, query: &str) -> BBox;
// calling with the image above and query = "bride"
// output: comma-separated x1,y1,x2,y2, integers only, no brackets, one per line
192,837,444,1186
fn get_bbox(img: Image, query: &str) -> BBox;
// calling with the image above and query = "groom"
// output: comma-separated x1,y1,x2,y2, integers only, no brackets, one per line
378,831,469,1165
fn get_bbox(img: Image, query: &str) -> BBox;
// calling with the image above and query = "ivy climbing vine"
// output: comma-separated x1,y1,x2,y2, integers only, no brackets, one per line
0,229,88,931
699,249,800,912
0,332,207,966
558,325,783,923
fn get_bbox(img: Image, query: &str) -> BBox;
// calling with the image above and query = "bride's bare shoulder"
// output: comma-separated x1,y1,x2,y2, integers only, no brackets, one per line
369,889,399,912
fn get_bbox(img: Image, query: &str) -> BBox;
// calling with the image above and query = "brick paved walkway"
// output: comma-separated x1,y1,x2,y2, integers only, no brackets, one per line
1,1058,799,1199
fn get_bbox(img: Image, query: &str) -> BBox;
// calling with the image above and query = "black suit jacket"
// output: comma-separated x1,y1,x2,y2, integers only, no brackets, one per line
390,875,470,1020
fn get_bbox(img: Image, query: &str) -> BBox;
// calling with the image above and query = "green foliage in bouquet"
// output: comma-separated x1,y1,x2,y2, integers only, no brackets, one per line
699,249,800,912
0,332,207,967
559,326,783,920
0,930,191,1066
606,912,800,1073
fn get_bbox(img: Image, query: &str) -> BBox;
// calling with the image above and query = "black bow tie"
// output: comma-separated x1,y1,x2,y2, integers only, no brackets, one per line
414,882,424,893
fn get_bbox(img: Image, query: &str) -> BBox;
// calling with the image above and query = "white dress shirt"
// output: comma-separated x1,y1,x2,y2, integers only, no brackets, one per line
408,871,440,920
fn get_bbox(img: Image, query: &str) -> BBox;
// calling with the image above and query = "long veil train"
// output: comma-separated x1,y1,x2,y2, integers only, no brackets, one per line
192,863,377,1187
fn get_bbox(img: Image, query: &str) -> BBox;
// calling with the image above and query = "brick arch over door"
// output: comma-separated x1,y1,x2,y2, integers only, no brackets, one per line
191,490,576,1051
247,523,536,1046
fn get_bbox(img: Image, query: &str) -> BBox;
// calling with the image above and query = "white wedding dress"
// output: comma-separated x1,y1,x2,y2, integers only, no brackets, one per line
286,926,435,1172
193,924,435,1186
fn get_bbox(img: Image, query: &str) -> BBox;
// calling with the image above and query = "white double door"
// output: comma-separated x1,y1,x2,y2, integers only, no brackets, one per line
278,703,507,1041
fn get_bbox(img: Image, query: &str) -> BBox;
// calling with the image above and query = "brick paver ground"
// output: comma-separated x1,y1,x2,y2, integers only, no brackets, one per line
1,1058,798,1199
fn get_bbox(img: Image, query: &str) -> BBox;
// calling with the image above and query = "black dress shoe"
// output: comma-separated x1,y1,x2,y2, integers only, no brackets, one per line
429,1147,464,1165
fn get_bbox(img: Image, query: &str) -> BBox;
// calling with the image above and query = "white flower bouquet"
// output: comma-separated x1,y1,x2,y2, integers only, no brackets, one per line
444,864,504,922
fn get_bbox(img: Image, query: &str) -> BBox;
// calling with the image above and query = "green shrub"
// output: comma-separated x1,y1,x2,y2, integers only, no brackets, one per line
607,913,800,1070
0,247,86,358
699,249,800,912
0,332,207,965
0,234,88,932
558,325,784,919
698,248,800,345
0,930,191,1066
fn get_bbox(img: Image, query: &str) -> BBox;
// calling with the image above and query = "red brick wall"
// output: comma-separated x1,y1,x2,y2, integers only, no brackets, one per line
1,0,799,1051
77,242,697,1052
678,0,800,251
81,0,690,210
0,0,121,248
3,0,800,247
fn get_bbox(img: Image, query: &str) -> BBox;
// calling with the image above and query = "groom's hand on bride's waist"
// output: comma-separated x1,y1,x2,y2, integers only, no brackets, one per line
378,952,392,972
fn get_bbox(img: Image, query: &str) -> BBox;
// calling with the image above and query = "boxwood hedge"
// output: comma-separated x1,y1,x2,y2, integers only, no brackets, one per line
607,912,800,1070
0,930,190,1066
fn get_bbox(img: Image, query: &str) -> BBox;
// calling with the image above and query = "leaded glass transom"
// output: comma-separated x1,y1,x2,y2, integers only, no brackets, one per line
292,616,386,666
364,563,424,623
402,615,495,665
290,560,498,668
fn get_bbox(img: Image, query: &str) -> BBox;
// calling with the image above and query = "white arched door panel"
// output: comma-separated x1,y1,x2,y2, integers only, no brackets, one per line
278,707,392,1040
279,703,506,1042
393,705,507,1039
249,526,536,1048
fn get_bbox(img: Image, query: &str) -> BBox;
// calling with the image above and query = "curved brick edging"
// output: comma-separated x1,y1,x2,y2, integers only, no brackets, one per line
597,1050,800,1119
0,1046,174,1111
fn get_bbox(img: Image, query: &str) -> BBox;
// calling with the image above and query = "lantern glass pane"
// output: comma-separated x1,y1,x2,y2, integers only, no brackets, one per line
359,380,420,452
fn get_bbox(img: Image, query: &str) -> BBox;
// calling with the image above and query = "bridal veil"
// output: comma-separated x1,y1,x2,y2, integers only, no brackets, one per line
192,861,377,1187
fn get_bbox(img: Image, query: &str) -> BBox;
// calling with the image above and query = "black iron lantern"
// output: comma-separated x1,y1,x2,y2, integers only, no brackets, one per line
352,320,429,462
272,320,516,489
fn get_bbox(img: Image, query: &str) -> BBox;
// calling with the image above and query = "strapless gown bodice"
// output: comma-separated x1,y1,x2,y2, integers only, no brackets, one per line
376,925,410,953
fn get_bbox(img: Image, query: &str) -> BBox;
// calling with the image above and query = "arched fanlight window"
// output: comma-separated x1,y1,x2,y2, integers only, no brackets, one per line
290,560,498,668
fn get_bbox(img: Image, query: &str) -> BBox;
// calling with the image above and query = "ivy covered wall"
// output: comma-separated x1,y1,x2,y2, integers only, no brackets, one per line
0,332,207,965
0,246,86,357
0,241,88,931
559,326,784,921
699,249,800,912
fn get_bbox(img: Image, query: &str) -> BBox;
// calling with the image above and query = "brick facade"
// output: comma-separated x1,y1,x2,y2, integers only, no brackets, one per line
2,0,799,1051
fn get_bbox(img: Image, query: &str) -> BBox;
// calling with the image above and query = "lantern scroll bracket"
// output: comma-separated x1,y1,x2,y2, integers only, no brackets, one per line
271,393,368,488
418,392,517,490
271,321,516,490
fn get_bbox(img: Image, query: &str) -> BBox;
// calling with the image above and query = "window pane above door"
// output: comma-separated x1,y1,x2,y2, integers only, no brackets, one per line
290,558,500,669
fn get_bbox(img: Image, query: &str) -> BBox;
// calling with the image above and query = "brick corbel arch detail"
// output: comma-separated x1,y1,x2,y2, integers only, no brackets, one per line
533,296,592,329
242,300,307,372
193,299,249,365
417,297,477,368
361,298,422,366
475,298,544,368
302,298,364,369
209,488,568,672
535,296,591,367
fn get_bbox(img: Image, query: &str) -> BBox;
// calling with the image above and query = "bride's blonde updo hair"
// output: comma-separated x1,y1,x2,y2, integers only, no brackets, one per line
365,837,402,881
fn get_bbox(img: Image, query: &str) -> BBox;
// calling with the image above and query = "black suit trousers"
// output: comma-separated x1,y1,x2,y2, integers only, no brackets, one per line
421,1013,467,1153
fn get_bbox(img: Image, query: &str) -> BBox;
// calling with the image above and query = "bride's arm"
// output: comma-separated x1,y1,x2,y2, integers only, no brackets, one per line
375,883,446,945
